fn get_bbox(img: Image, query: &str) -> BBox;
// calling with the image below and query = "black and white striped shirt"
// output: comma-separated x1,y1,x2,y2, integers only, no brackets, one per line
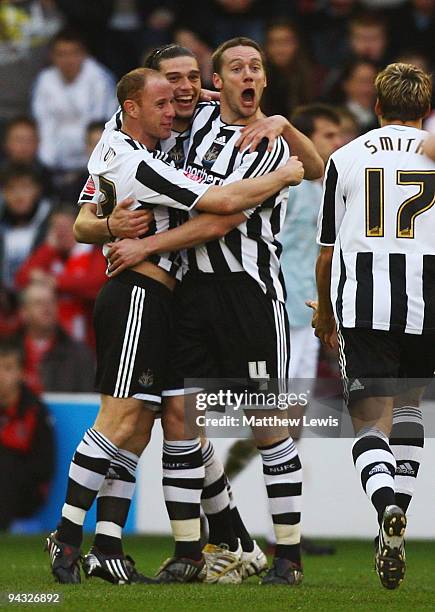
79,128,209,279
108,107,191,169
317,125,435,334
184,103,290,302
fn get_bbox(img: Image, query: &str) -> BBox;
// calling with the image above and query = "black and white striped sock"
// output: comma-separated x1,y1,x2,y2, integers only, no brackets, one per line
57,428,118,547
352,428,396,524
201,439,238,551
94,449,139,555
390,406,424,514
226,477,255,553
259,437,302,565
162,438,204,560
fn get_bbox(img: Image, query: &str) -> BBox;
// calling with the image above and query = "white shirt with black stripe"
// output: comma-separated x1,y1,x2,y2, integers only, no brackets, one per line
317,124,435,334
106,108,191,169
184,103,290,302
79,127,209,279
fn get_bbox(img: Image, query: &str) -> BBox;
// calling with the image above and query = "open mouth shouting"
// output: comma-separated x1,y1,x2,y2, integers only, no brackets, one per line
241,87,256,107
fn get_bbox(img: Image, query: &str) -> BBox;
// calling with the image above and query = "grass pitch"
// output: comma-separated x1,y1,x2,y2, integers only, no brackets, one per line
0,535,434,611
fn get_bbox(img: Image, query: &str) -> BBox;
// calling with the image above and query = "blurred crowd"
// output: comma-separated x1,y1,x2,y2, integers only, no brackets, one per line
0,0,433,399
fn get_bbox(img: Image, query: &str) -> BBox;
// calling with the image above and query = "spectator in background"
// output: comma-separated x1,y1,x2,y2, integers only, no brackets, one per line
16,204,107,346
1,117,53,197
176,0,267,52
327,59,378,133
347,12,390,65
18,282,95,394
281,104,343,409
0,337,54,531
173,29,213,88
0,286,20,338
55,1,177,77
55,121,105,203
390,0,435,67
396,49,431,72
31,28,117,189
322,12,390,109
309,0,359,70
53,0,113,65
0,0,62,134
206,0,266,44
0,164,51,291
337,106,360,144
106,1,177,78
261,20,319,118
396,49,435,108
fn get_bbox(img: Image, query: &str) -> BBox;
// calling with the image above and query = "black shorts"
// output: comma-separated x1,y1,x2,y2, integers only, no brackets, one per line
163,272,290,395
337,326,435,404
94,270,173,405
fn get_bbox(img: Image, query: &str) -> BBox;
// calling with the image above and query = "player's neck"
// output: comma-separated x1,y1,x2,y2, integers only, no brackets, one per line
380,118,423,130
173,117,189,133
219,102,263,126
121,118,158,150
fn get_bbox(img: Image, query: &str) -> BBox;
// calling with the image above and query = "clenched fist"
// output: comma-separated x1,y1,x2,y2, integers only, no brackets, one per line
280,156,304,186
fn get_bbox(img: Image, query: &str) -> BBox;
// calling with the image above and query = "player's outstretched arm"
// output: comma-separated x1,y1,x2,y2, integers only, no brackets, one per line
107,211,246,276
107,157,303,276
74,200,152,244
314,246,337,349
236,115,323,180
196,156,304,215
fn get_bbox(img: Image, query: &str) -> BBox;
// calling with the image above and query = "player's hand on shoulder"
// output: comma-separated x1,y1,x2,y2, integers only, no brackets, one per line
282,156,304,186
199,88,220,102
107,238,149,277
110,198,153,239
236,115,289,153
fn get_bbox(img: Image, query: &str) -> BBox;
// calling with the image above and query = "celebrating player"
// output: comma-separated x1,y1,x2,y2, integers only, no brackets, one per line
314,63,434,589
76,40,323,584
108,37,323,585
74,44,271,585
45,66,303,585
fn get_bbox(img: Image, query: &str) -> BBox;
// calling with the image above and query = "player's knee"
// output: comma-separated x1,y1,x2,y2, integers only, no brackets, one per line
162,405,185,439
115,413,141,443
95,400,142,446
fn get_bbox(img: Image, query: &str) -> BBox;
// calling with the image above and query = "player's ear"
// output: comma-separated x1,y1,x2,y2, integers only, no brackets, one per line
374,99,382,117
212,72,223,91
123,99,139,119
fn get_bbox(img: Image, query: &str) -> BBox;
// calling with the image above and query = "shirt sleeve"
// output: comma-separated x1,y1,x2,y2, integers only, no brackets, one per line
317,157,346,246
133,156,211,210
77,175,99,206
223,137,288,218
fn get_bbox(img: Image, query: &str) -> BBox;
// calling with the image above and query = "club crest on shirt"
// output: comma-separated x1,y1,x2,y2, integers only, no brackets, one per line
168,140,186,167
202,128,233,169
138,369,154,388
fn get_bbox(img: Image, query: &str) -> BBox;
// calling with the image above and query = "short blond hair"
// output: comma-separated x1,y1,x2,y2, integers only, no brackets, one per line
375,62,432,121
116,67,163,110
